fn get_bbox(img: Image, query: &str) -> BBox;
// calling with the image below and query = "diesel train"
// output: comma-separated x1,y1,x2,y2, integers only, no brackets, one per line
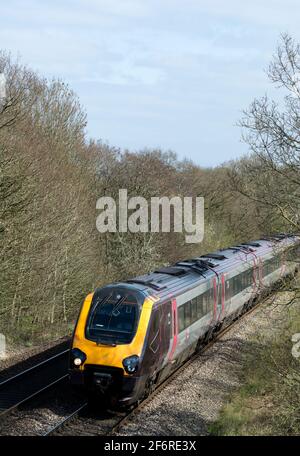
69,234,300,407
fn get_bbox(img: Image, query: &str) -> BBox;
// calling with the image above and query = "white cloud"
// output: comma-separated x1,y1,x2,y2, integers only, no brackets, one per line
1,0,300,165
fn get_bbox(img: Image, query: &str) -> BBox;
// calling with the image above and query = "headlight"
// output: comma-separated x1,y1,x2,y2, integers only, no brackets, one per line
70,348,87,368
74,357,82,366
122,355,139,374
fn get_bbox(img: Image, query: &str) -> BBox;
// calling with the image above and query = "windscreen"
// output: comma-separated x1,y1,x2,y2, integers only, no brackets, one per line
85,287,143,344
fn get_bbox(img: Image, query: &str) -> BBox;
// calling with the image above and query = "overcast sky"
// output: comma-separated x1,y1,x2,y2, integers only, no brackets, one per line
1,1,299,166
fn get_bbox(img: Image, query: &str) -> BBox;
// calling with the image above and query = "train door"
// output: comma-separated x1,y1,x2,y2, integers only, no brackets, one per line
224,274,231,314
213,276,223,322
252,255,259,294
155,301,172,383
141,302,172,379
221,274,226,318
159,301,172,360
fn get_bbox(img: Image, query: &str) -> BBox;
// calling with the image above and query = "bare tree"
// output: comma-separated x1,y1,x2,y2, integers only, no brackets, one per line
233,33,300,231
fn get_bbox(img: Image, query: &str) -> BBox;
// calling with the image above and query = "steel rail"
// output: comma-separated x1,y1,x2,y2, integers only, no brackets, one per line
0,349,70,418
43,402,88,436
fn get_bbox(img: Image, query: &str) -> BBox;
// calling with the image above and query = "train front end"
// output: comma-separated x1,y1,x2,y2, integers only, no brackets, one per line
69,284,153,406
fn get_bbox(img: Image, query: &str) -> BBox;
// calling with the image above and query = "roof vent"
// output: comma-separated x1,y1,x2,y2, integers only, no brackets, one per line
236,245,255,252
126,279,167,291
200,253,227,261
241,242,261,248
154,266,187,276
176,262,207,277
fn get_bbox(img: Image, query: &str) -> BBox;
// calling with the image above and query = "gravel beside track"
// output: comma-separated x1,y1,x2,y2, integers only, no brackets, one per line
0,381,85,436
114,289,298,436
0,337,70,381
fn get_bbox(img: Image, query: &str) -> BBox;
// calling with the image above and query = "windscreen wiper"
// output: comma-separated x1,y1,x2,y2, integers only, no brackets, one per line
111,295,126,316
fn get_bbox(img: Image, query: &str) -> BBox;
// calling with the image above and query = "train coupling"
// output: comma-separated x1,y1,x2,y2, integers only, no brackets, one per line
93,372,113,391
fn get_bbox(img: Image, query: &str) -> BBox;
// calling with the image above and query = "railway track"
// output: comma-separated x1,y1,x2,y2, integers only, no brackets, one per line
44,404,125,436
0,277,288,435
44,288,276,437
0,349,70,420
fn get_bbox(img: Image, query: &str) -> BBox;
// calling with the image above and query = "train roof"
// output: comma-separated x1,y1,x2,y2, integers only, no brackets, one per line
113,233,300,301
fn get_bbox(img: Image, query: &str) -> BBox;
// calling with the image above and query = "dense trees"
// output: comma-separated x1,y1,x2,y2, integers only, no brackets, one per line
0,53,99,342
0,36,298,347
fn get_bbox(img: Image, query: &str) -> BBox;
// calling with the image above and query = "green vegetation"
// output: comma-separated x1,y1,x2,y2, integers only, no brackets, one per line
0,33,299,349
210,283,300,435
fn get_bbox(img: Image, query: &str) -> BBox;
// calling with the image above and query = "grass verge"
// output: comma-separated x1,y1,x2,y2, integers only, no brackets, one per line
209,280,300,436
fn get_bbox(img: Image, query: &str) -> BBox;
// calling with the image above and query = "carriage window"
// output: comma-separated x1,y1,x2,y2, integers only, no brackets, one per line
228,268,253,298
184,301,191,327
248,269,253,287
263,255,280,277
191,298,198,323
178,305,185,332
196,295,203,318
177,288,214,333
